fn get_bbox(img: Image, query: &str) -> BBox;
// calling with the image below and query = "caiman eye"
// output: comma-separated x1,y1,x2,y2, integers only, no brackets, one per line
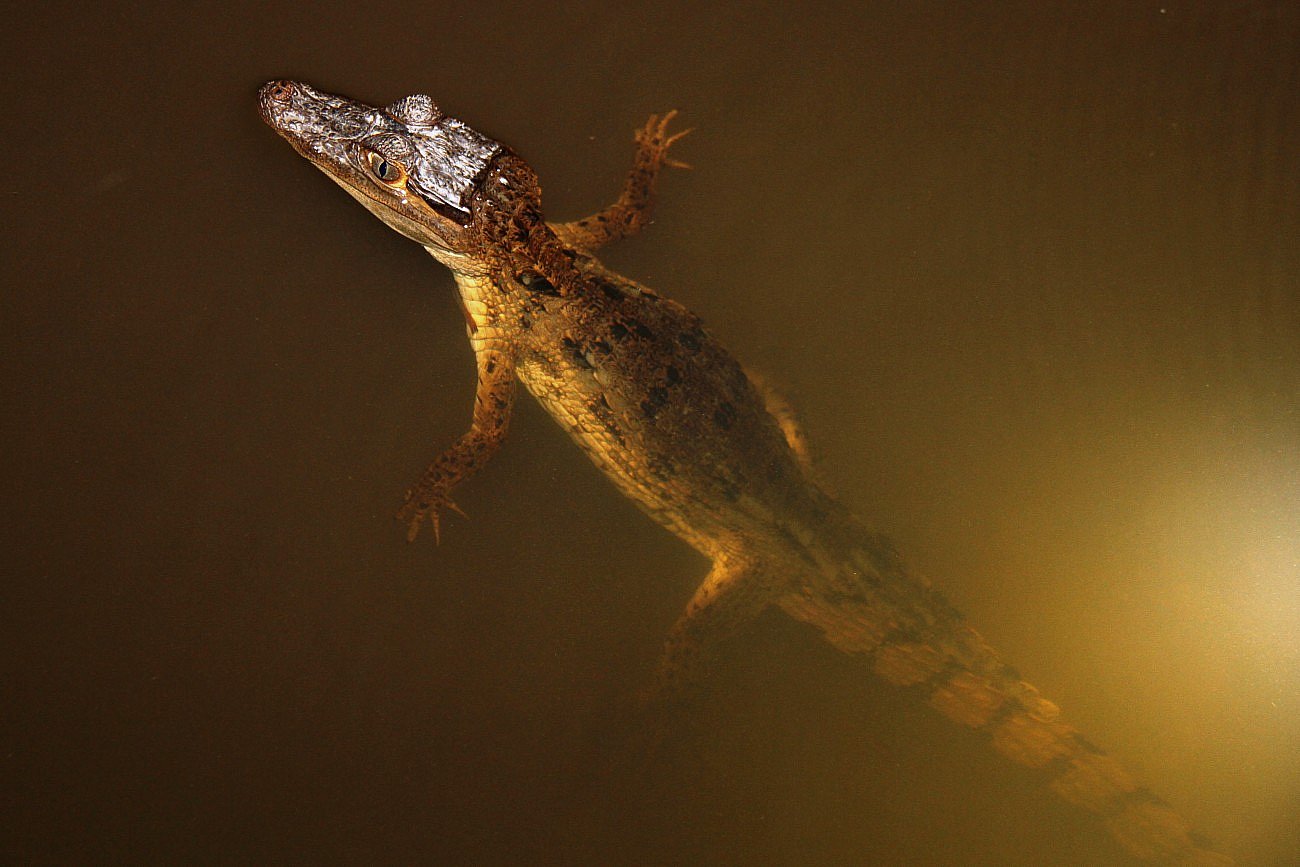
366,151,407,186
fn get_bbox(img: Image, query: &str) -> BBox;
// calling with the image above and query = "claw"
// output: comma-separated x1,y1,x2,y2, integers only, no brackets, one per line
399,488,467,544
665,128,694,147
404,510,426,543
635,110,692,170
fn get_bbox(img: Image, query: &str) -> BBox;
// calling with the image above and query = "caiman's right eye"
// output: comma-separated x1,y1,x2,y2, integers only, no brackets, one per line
366,151,407,187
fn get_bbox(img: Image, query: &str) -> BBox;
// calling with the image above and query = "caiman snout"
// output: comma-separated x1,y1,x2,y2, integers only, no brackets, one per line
262,80,294,102
257,80,299,125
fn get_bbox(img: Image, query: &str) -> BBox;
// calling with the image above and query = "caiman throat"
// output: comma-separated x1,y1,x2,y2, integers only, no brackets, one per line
259,80,1232,866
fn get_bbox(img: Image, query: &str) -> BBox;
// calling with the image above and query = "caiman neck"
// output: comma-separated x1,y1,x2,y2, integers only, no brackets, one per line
447,154,581,286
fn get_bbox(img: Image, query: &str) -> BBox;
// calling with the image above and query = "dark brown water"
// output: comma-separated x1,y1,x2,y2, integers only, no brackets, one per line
4,2,1296,864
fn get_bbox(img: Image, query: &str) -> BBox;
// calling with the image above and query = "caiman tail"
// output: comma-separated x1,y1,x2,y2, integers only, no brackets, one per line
774,509,1233,866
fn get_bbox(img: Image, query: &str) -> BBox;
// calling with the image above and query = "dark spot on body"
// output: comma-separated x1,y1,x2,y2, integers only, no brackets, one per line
664,365,681,385
713,401,736,430
773,522,806,553
647,454,675,481
519,270,561,296
561,336,593,369
598,281,623,301
980,697,1022,731
678,330,701,351
592,339,611,355
1040,740,1079,776
485,358,497,374
640,386,669,419
589,397,625,445
764,459,786,483
920,662,967,696
610,319,653,342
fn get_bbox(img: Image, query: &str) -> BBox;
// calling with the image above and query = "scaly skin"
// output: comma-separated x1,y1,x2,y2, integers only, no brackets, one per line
258,80,1232,865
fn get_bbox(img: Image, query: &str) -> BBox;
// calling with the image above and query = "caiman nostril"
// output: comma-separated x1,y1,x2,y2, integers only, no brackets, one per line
265,81,293,102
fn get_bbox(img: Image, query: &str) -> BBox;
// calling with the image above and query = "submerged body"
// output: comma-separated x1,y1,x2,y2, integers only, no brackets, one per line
259,80,1231,865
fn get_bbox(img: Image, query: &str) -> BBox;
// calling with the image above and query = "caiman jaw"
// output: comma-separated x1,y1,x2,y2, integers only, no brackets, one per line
258,79,504,252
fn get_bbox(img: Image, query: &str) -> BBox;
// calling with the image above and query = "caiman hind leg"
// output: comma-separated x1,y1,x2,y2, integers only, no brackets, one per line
550,111,692,252
647,551,775,703
398,347,517,542
744,368,818,477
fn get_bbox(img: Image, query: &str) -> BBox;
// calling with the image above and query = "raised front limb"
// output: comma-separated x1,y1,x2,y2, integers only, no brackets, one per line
398,347,517,542
550,111,691,252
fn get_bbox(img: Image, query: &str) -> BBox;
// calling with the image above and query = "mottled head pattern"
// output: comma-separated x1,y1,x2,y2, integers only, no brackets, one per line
259,80,504,250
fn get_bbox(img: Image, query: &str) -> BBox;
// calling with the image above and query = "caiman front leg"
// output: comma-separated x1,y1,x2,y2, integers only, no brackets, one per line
550,111,691,252
398,346,518,542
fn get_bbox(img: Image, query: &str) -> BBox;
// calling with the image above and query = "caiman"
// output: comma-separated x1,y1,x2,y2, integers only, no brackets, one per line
258,79,1232,865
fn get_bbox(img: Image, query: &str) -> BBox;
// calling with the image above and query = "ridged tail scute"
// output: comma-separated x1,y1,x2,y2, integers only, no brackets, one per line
775,531,1233,866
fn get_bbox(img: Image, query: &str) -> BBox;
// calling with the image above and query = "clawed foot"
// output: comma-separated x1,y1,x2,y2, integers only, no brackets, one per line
636,110,693,171
397,485,467,543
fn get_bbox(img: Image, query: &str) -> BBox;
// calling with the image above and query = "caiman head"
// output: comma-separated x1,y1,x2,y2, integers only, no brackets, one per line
258,80,508,259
